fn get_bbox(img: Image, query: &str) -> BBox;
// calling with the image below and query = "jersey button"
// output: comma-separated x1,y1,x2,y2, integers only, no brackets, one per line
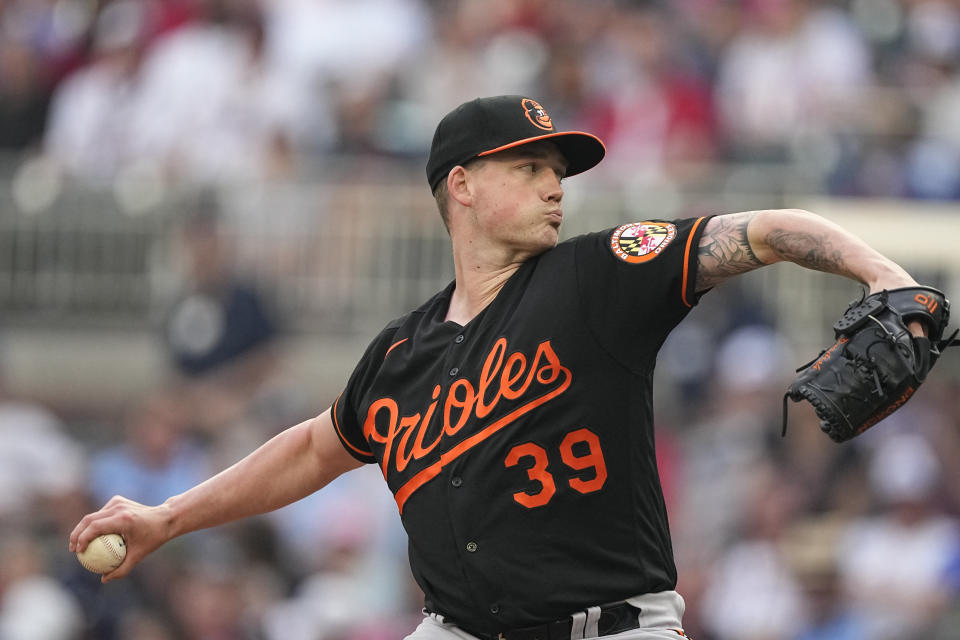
451,476,463,488
465,541,478,553
489,603,500,614
454,334,465,344
449,367,459,377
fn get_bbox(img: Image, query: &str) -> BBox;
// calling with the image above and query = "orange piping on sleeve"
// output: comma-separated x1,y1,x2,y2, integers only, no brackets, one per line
682,217,707,308
332,393,374,459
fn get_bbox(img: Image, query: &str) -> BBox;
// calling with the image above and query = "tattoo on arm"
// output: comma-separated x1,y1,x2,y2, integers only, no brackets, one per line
763,229,849,277
696,210,856,292
695,213,763,291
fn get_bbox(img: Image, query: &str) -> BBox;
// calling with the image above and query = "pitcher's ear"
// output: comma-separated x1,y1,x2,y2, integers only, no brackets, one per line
447,165,473,207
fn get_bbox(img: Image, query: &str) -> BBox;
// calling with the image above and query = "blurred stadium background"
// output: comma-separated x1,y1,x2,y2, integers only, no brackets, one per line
2,0,960,639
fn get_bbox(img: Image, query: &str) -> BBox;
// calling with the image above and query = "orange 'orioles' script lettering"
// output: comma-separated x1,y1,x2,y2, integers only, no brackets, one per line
363,338,572,513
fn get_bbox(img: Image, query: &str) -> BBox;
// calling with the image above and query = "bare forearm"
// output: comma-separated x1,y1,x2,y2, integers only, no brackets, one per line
165,418,338,538
696,209,917,292
70,409,361,581
749,209,916,290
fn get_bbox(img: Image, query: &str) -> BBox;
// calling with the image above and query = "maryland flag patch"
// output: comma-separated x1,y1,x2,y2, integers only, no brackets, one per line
609,222,677,263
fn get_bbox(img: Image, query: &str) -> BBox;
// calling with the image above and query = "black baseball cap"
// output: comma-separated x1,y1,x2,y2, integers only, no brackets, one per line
426,95,606,192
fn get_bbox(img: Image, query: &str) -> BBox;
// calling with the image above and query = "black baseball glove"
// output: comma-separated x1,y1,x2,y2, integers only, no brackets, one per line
782,286,958,442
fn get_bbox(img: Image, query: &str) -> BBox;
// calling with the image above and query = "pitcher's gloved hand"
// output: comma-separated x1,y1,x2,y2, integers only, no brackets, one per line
783,287,958,442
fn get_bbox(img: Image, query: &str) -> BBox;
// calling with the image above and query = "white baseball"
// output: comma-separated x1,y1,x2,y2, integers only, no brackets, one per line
76,534,126,574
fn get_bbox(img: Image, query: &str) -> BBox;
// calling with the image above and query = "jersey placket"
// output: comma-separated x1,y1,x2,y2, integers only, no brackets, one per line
440,323,501,620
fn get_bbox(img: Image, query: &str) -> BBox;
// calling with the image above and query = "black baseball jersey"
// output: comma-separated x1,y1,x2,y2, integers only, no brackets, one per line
332,217,711,633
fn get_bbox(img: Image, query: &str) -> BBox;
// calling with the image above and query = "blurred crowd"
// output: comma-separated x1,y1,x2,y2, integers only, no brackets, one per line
3,0,960,639
0,0,959,197
0,199,425,640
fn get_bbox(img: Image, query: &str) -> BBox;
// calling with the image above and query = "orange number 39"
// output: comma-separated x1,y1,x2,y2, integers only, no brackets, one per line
504,428,607,508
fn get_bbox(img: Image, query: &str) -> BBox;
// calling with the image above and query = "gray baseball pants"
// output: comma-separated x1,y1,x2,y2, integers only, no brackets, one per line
404,591,690,640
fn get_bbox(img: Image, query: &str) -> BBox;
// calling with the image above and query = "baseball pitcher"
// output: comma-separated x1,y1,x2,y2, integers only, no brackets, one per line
70,95,956,640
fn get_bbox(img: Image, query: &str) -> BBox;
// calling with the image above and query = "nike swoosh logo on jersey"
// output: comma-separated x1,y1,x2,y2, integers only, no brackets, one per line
362,337,573,513
384,338,408,358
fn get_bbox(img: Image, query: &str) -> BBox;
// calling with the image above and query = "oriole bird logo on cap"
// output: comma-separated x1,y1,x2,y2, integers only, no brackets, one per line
522,98,553,131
